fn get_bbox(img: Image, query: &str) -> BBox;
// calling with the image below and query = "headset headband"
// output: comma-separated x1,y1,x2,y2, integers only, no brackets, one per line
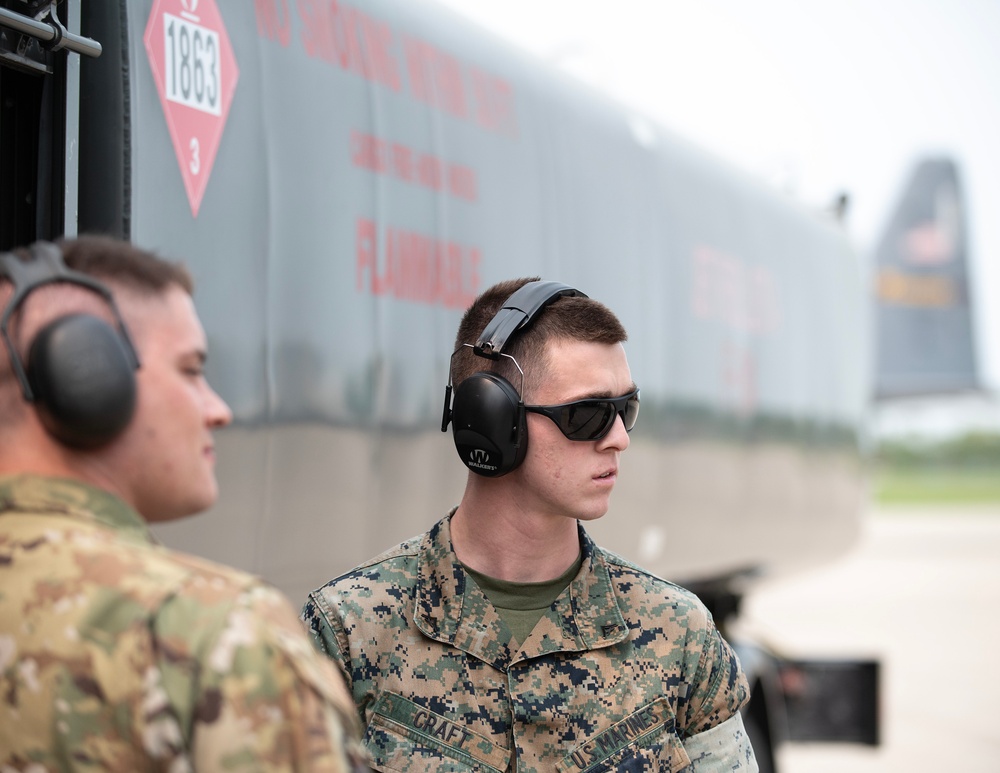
473,280,585,359
0,241,140,401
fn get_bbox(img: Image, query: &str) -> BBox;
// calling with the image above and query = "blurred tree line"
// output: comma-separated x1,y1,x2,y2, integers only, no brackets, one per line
874,431,1000,504
877,431,1000,469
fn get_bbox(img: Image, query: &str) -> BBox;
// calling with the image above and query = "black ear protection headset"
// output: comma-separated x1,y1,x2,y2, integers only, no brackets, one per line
0,241,141,448
440,280,585,477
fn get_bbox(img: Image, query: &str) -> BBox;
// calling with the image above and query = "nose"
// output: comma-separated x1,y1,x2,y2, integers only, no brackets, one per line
598,411,630,451
205,384,233,428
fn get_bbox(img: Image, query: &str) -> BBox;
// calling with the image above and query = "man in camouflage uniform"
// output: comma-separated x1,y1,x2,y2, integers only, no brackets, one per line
303,278,757,771
0,236,369,771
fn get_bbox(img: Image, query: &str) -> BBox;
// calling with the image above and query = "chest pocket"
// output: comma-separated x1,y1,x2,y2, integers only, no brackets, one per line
364,692,511,773
555,698,691,773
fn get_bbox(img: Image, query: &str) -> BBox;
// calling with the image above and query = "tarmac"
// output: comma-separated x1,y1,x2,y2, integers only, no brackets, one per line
740,504,1000,772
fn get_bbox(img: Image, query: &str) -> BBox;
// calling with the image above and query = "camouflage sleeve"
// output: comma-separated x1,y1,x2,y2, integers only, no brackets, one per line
301,592,355,682
684,713,758,771
157,583,370,772
678,608,751,738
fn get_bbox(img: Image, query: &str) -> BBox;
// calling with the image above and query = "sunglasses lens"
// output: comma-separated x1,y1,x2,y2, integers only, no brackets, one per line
622,394,640,431
559,402,615,440
526,390,639,441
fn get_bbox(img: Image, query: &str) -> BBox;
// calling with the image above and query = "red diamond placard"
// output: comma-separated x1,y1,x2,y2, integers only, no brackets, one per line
144,0,239,217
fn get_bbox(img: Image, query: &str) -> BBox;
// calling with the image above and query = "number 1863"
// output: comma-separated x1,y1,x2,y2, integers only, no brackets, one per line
164,13,221,116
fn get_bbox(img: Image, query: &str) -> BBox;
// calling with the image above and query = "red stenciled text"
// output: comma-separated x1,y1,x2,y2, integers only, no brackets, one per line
254,0,517,136
295,0,401,91
356,218,481,309
468,64,517,135
350,131,478,201
403,35,467,119
690,245,781,335
255,0,292,47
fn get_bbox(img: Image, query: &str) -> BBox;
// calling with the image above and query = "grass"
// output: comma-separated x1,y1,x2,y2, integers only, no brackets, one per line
874,467,1000,505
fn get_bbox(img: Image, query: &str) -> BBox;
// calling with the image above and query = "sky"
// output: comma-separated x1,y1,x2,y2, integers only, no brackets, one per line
434,0,1000,394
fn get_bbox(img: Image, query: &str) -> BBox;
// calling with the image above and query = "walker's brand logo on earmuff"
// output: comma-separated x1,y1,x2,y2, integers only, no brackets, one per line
467,449,497,472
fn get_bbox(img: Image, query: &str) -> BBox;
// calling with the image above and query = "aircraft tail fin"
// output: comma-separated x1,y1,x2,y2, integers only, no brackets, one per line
873,158,979,399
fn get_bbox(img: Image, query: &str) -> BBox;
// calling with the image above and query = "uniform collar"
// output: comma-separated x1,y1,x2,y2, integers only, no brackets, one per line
0,473,154,544
413,513,629,670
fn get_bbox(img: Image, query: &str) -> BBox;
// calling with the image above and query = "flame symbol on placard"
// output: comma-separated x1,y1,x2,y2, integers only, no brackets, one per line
181,0,200,14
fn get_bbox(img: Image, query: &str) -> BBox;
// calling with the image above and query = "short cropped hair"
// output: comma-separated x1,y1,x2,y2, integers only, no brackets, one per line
450,277,627,400
55,234,194,295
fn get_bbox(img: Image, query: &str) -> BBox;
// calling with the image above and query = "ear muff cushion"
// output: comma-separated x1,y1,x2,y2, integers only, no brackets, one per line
451,373,526,477
27,314,137,448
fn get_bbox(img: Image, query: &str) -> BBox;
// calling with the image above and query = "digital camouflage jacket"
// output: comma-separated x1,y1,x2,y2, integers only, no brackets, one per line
0,474,369,772
302,514,755,772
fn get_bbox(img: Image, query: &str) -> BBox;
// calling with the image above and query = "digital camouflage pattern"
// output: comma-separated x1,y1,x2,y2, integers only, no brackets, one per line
302,514,754,772
682,713,757,772
0,474,370,772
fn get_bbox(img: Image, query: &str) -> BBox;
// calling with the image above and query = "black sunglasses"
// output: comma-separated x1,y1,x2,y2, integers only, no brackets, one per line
524,389,640,441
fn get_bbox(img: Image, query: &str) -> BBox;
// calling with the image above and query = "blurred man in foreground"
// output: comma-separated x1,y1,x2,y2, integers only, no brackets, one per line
0,236,369,771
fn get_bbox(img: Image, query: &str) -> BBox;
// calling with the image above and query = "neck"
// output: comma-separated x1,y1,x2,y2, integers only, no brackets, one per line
0,421,129,506
450,478,582,583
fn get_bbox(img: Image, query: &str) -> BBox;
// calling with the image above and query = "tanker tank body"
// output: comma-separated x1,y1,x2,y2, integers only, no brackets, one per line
1,0,876,767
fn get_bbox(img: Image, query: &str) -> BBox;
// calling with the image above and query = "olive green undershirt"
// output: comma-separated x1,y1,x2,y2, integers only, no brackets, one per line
463,553,583,646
